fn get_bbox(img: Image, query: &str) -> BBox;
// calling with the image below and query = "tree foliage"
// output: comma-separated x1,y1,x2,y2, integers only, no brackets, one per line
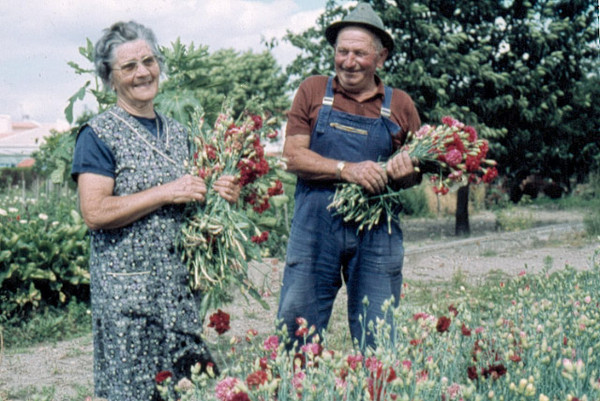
38,38,290,184
283,0,599,189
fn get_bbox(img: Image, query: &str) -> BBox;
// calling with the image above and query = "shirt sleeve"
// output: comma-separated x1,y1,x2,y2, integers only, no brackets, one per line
71,125,116,182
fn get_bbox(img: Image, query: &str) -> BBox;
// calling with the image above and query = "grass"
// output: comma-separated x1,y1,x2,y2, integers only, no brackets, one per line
0,300,91,350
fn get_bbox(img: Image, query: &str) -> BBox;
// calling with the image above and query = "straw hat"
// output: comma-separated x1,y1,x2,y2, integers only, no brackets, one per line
325,3,394,53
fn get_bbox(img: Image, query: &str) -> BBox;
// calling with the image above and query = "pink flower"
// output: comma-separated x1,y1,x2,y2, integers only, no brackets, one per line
442,116,462,128
347,353,363,370
215,377,241,401
444,148,463,167
415,124,433,138
301,342,322,357
292,371,305,390
263,335,279,351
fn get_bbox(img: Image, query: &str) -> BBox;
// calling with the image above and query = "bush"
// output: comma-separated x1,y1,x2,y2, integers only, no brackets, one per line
0,190,90,323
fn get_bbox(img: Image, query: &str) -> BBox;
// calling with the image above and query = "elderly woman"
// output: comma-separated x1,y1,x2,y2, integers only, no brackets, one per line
71,21,238,400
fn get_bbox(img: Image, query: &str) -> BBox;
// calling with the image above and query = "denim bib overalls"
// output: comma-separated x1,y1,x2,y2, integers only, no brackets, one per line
277,77,405,349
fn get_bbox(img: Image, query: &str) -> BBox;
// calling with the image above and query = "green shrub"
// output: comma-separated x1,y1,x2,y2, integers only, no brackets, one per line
398,184,431,218
494,206,534,231
0,190,90,323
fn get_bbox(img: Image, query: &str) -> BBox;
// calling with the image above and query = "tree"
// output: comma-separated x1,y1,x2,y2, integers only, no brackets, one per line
283,0,599,233
284,0,598,187
42,38,290,185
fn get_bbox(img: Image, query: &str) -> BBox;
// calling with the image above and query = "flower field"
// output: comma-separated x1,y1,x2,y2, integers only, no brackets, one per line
158,246,600,401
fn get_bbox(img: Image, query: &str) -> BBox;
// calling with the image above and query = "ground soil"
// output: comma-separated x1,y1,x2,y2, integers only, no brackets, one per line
0,207,597,400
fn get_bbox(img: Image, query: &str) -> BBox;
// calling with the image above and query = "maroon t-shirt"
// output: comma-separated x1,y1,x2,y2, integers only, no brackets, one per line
286,75,421,148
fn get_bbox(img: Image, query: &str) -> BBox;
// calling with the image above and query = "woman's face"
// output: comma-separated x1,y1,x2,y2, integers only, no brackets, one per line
111,39,160,113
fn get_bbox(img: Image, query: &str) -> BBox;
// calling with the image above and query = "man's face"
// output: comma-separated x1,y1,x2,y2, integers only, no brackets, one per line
334,27,388,95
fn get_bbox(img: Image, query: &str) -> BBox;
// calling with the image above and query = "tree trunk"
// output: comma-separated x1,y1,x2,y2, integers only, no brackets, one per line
455,184,470,236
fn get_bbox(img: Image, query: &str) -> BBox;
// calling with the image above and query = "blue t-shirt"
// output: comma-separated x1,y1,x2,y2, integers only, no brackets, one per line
71,115,162,181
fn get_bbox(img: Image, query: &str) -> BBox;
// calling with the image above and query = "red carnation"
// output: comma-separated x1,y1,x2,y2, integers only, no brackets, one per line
231,392,251,401
465,155,481,172
208,309,231,335
436,316,451,333
246,370,269,389
482,167,498,183
251,231,269,244
467,366,478,381
155,370,173,384
463,125,478,142
250,114,263,131
267,180,284,196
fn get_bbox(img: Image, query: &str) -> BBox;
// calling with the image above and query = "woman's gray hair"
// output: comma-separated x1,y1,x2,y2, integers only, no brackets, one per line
94,20,164,90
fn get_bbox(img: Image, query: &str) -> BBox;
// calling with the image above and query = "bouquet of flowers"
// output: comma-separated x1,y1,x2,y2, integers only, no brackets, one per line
328,116,498,233
179,103,284,318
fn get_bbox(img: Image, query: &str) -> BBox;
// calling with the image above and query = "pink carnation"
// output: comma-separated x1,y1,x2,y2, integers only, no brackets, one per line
444,148,463,167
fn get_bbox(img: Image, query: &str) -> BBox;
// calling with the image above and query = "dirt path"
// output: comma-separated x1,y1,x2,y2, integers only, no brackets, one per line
0,209,597,400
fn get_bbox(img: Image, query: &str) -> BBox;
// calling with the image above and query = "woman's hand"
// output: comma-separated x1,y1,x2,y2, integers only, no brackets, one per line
213,175,241,204
167,174,208,204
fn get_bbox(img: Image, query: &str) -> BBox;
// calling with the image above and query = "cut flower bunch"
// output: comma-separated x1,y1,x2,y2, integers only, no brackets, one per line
179,103,283,318
328,116,499,233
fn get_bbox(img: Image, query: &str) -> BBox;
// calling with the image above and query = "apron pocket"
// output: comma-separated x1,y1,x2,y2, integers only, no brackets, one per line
104,271,153,316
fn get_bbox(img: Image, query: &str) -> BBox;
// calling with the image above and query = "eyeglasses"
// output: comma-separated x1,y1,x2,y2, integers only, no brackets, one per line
112,55,158,75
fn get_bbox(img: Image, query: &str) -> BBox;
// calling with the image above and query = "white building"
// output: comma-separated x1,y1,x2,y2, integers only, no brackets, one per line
0,115,68,168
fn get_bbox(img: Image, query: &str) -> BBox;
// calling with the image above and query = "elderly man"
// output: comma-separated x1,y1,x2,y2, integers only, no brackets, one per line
276,3,422,350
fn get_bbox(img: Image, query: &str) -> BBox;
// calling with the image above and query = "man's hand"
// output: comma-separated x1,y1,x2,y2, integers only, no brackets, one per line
386,151,418,189
342,160,388,194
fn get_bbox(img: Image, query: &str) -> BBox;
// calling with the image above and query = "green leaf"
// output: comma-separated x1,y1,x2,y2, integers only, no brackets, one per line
64,81,90,124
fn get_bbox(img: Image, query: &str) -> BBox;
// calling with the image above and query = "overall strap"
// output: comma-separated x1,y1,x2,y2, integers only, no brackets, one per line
380,85,393,118
315,77,335,134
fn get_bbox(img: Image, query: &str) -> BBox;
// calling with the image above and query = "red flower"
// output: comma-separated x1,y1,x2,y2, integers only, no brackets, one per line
231,392,250,401
205,144,217,160
251,231,269,244
295,326,309,337
432,184,450,195
482,364,507,379
482,167,499,183
410,338,422,346
465,155,481,172
510,354,522,363
267,179,284,196
436,316,451,333
250,114,263,131
461,323,472,336
448,304,458,317
246,370,269,389
467,366,478,381
155,370,173,384
208,309,231,335
463,125,478,142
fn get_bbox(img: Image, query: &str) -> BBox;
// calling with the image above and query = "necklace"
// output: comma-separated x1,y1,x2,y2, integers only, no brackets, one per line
155,116,161,140
109,110,175,165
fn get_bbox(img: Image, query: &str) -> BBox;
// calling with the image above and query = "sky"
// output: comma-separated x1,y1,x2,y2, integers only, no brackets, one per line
0,0,335,124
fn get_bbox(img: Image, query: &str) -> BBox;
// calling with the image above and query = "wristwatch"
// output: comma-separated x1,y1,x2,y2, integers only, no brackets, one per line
335,161,346,180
